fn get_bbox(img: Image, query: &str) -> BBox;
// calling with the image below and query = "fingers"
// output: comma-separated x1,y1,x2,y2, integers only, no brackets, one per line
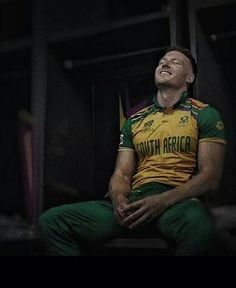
115,208,124,219
123,200,142,213
121,207,145,227
121,209,152,229
115,203,130,225
117,203,130,217
116,198,151,228
128,214,152,229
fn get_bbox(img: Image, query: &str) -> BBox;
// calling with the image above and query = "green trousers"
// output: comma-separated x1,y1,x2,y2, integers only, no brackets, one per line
39,183,214,256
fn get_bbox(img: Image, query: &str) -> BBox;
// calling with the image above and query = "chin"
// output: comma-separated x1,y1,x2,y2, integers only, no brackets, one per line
157,80,171,86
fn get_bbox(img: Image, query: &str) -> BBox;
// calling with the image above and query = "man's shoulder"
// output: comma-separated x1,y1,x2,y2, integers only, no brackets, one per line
129,104,154,121
188,98,209,110
182,98,210,119
187,98,224,128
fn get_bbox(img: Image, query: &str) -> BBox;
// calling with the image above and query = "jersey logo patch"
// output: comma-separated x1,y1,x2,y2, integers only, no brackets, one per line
216,121,224,131
142,120,154,132
179,116,189,127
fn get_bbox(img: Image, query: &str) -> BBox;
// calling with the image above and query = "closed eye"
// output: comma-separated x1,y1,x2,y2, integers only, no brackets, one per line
173,60,180,64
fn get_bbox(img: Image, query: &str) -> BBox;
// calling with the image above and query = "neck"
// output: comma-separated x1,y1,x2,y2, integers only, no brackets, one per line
157,87,187,108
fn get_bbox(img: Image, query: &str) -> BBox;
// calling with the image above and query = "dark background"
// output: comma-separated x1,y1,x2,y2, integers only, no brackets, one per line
0,0,235,222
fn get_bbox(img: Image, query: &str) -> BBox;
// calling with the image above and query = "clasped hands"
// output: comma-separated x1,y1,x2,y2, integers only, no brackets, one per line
114,195,167,230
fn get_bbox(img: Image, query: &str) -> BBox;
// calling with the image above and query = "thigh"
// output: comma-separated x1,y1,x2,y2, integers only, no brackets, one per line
156,199,213,240
45,200,124,243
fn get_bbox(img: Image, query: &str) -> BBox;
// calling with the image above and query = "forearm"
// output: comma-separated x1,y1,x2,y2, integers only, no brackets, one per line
158,142,226,210
160,171,220,209
109,173,131,203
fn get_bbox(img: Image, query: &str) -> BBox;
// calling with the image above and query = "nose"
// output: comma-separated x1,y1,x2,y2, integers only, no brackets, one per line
162,60,171,67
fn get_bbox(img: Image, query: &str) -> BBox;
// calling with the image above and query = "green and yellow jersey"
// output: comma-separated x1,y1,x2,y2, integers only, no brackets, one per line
119,92,227,190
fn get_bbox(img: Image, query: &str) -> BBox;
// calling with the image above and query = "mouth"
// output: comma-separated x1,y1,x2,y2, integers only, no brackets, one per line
160,70,172,76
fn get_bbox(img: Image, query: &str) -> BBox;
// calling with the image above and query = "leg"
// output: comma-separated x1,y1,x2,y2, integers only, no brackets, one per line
156,199,214,256
39,200,124,256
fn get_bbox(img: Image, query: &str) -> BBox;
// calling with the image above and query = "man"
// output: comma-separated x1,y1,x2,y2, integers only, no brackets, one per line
39,46,227,256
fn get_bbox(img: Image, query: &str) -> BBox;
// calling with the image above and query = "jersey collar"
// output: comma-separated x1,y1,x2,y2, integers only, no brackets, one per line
153,91,188,111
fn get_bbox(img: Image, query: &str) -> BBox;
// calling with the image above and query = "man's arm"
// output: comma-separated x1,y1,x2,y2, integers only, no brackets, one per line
161,141,226,205
122,142,226,229
109,150,136,224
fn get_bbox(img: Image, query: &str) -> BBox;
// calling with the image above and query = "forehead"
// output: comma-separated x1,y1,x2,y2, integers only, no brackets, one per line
162,51,190,65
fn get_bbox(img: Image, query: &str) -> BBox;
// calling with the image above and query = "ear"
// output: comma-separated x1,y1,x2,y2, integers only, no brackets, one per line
187,73,195,84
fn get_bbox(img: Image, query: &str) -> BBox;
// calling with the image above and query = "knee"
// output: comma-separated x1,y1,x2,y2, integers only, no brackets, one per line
191,216,214,244
39,207,63,235
182,208,214,251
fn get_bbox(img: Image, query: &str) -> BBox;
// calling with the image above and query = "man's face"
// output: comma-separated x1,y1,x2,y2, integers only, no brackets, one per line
155,51,194,89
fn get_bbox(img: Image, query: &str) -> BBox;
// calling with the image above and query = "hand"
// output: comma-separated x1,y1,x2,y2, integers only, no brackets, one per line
112,195,130,226
121,195,167,229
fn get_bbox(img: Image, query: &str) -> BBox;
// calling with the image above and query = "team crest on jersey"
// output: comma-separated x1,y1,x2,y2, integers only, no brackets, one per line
141,120,154,132
216,121,224,131
178,116,189,127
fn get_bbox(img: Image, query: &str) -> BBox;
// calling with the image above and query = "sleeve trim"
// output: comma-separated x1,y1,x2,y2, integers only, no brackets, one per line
199,138,227,145
118,147,135,152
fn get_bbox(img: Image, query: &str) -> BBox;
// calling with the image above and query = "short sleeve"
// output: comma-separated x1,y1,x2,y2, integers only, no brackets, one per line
198,106,227,145
119,119,134,151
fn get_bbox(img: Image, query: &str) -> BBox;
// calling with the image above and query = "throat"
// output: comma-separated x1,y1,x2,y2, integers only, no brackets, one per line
157,89,184,108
